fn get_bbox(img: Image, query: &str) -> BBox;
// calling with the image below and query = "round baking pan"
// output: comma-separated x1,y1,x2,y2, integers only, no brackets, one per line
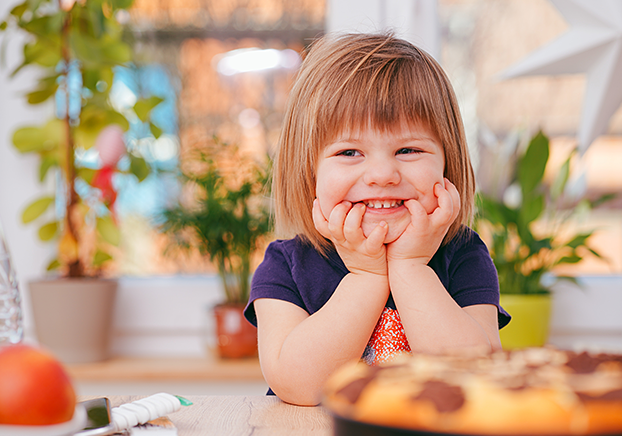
332,415,622,436
333,415,436,435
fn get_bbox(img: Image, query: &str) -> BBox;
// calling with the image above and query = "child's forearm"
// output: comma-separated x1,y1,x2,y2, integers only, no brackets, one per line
257,272,389,406
388,260,493,354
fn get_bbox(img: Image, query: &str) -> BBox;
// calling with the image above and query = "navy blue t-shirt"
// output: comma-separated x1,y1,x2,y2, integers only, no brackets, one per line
244,228,510,328
244,227,510,397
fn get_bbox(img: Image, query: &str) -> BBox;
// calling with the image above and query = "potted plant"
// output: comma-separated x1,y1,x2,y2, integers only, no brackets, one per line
161,136,272,358
475,130,613,349
0,0,162,362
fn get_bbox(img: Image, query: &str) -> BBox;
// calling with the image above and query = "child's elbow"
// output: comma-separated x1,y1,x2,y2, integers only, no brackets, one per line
270,384,323,407
262,363,325,406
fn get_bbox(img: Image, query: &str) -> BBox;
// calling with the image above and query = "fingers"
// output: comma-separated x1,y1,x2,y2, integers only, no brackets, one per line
402,179,460,234
327,201,352,243
312,199,331,239
445,178,461,217
313,200,364,244
342,202,365,241
313,199,386,251
431,179,460,226
403,198,427,221
366,220,388,249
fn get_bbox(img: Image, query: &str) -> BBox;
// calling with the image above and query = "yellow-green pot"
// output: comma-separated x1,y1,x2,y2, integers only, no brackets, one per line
499,294,552,349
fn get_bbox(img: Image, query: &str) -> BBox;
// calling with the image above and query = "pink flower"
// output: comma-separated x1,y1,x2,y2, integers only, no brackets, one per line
60,0,76,11
95,125,126,167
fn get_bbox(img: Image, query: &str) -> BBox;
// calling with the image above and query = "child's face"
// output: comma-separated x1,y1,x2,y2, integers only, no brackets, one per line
315,124,445,244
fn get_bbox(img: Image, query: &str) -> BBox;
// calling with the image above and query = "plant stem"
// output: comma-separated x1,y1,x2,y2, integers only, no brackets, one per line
61,10,82,278
240,252,250,304
217,257,232,303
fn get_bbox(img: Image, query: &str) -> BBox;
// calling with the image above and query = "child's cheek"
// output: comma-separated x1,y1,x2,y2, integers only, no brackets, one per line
316,196,334,221
422,180,443,213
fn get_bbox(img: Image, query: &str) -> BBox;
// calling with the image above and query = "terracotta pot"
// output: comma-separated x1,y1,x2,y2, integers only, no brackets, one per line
499,294,552,350
213,304,257,358
28,278,118,363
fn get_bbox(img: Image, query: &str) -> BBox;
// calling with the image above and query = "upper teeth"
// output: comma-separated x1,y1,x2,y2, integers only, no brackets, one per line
364,200,403,209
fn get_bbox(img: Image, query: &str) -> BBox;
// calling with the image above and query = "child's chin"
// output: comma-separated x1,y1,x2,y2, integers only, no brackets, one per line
361,220,408,244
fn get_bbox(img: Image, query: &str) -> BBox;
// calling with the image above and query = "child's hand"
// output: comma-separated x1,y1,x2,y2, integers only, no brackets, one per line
387,179,460,264
312,199,388,276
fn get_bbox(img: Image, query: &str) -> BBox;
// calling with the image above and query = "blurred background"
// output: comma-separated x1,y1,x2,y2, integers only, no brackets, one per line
0,0,620,396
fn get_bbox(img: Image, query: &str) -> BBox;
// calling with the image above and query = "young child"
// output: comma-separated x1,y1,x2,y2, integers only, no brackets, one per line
244,33,510,406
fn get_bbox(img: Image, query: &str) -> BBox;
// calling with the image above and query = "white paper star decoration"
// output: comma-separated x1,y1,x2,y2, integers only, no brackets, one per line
500,0,622,153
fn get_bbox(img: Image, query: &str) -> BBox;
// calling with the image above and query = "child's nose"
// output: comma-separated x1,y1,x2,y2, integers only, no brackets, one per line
362,159,401,186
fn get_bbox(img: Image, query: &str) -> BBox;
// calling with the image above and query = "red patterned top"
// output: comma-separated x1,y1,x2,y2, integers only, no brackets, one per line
362,307,411,365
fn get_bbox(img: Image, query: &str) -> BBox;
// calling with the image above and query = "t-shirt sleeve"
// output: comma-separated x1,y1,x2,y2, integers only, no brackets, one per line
448,232,511,329
244,241,306,327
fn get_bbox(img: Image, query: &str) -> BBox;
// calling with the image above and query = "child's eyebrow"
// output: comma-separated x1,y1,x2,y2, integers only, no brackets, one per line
394,136,437,144
330,135,436,145
329,137,362,145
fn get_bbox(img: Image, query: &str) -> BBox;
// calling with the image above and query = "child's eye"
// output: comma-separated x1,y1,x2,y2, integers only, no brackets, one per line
396,148,422,155
337,149,361,157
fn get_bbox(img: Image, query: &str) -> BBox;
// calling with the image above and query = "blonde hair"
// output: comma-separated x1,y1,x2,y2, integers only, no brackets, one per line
273,32,475,254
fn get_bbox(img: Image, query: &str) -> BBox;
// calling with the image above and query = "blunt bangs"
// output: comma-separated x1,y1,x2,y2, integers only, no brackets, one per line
316,39,448,149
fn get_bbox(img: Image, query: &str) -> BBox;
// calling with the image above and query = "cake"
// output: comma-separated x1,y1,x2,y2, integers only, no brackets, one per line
323,348,622,435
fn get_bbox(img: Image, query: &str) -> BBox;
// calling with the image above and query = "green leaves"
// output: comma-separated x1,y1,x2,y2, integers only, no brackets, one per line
26,82,58,104
9,2,29,19
39,154,58,182
20,38,61,70
557,254,582,265
22,196,55,224
46,258,61,271
518,131,549,197
566,233,591,249
110,0,135,9
83,67,114,93
38,221,58,241
149,122,163,139
101,40,132,64
161,140,272,304
551,153,571,200
22,14,64,39
70,30,132,67
13,126,49,153
134,96,164,122
12,119,64,153
133,96,164,145
93,250,112,266
129,154,150,182
75,106,129,150
96,216,120,246
474,130,612,295
77,167,96,184
515,131,548,232
518,193,544,228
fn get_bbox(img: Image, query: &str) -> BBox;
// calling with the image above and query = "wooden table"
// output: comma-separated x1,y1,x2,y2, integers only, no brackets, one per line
82,395,334,436
68,356,264,382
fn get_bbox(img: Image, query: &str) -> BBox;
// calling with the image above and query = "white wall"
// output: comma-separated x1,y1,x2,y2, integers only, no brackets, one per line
0,0,56,341
549,276,622,353
111,276,223,357
326,0,440,59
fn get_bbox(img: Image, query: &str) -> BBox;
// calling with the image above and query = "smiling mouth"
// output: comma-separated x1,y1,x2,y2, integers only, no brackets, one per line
362,199,404,209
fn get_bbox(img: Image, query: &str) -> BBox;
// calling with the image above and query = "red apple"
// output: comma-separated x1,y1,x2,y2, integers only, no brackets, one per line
0,344,76,425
